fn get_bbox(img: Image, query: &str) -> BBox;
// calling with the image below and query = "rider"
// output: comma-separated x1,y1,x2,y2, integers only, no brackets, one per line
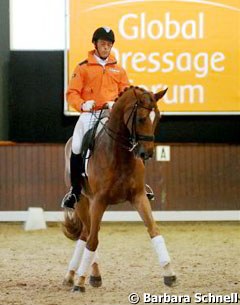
61,26,154,209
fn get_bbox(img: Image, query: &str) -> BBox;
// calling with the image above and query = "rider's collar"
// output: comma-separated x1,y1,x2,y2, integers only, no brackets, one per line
88,50,117,65
94,53,108,66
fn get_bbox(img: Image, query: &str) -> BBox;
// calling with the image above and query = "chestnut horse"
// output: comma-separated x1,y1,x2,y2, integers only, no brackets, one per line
62,86,176,292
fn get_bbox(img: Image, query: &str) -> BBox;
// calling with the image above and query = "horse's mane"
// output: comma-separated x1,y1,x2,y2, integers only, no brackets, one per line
114,86,147,102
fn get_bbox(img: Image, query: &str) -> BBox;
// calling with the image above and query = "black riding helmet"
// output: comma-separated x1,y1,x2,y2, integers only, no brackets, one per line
92,27,115,44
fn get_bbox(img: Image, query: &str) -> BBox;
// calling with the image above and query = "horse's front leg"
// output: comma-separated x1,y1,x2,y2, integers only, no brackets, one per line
73,199,107,292
133,193,177,287
89,253,103,288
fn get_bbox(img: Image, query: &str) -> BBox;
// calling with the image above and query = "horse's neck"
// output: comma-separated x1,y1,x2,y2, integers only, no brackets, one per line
106,107,134,158
108,108,129,140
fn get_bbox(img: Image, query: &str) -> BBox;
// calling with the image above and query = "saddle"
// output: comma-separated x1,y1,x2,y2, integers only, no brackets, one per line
80,112,109,175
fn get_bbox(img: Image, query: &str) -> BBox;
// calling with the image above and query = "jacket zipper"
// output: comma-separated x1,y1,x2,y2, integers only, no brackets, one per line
103,61,117,74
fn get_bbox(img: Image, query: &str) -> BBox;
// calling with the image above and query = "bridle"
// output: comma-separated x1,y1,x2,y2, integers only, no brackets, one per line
105,88,157,152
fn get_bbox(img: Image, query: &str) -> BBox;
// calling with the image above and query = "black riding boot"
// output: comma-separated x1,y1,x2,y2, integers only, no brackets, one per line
61,152,84,209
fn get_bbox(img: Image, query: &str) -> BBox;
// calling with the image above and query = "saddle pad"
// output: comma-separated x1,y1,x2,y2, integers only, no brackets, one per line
84,116,108,175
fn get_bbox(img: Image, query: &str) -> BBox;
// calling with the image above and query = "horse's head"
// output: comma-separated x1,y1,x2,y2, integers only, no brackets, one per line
122,86,167,160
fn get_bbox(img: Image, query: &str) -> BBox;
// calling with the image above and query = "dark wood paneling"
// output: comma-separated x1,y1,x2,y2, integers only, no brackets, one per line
0,143,239,211
0,143,67,211
146,144,240,211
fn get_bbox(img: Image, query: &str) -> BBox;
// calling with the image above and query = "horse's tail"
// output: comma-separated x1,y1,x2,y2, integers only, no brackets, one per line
62,210,82,241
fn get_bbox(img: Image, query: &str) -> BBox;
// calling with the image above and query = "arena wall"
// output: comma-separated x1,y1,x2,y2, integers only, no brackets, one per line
0,143,239,214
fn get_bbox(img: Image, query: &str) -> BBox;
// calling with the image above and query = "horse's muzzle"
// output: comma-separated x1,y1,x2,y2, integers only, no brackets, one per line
136,145,153,160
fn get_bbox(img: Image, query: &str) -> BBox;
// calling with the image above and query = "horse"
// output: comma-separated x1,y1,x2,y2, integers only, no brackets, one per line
62,86,176,292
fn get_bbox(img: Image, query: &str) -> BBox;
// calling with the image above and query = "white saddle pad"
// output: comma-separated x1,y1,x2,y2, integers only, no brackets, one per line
84,117,108,175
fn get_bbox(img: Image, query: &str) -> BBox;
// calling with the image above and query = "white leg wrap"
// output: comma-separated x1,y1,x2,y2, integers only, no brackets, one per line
151,235,171,267
68,239,86,271
77,248,95,277
92,249,99,265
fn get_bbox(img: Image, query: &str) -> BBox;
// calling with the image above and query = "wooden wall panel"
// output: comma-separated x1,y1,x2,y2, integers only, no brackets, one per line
146,144,240,211
0,143,239,211
0,144,67,211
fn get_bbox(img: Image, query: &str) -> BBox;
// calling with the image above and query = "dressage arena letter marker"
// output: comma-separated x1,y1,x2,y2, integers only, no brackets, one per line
24,207,47,231
156,146,170,161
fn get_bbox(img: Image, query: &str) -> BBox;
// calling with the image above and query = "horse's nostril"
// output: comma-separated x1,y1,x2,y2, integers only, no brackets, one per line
140,152,146,159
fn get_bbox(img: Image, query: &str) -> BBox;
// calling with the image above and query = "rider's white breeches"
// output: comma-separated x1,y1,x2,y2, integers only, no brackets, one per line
72,111,103,155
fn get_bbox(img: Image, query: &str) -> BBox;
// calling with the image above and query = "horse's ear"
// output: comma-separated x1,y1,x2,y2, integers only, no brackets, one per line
154,88,168,101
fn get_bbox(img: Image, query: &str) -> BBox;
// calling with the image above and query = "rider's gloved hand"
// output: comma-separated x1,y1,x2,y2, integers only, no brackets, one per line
81,100,95,111
106,101,115,110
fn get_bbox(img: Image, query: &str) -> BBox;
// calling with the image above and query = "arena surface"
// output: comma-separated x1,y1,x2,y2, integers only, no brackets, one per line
0,222,239,305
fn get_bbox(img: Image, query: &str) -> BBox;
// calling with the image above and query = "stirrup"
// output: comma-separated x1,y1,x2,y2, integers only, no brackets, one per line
61,187,80,209
145,184,155,201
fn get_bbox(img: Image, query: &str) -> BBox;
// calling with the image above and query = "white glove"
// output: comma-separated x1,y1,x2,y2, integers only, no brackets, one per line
106,101,115,109
81,100,95,111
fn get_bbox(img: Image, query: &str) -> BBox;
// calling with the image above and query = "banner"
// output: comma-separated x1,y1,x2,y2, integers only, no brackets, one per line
65,0,240,114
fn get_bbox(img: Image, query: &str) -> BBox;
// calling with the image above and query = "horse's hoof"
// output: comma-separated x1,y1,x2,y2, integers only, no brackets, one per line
72,285,86,293
89,275,102,288
164,275,177,287
63,278,74,287
62,271,75,286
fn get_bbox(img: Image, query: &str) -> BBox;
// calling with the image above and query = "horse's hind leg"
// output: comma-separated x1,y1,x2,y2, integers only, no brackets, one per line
63,228,88,286
64,239,102,288
133,194,176,287
73,199,107,292
63,196,92,287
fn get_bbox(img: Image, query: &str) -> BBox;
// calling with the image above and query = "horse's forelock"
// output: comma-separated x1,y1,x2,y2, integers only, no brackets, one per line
115,86,156,108
134,88,157,107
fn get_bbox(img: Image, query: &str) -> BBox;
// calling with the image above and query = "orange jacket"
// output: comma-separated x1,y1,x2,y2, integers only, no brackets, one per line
66,50,130,111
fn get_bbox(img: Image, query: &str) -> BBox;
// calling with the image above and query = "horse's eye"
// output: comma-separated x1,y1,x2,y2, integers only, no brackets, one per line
138,117,147,124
